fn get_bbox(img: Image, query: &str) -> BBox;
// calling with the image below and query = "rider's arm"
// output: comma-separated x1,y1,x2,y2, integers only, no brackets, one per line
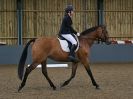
65,16,77,34
70,26,77,35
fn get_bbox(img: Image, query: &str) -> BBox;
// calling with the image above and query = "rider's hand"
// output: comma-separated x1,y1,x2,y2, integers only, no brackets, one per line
77,32,80,36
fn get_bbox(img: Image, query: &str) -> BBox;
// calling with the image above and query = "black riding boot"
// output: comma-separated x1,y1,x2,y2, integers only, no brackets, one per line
68,45,79,62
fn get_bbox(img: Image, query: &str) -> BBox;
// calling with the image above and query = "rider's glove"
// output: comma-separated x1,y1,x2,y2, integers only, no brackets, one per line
77,32,80,36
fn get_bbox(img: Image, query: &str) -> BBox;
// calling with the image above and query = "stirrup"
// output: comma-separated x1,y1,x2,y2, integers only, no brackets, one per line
68,56,79,63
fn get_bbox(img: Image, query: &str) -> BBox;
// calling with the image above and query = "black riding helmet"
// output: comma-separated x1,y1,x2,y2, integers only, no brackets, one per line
65,5,74,13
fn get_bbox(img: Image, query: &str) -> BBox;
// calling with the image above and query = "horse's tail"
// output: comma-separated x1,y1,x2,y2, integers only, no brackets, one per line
18,38,36,80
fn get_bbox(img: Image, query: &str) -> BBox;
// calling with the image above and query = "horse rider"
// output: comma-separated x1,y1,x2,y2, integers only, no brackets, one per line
59,5,80,62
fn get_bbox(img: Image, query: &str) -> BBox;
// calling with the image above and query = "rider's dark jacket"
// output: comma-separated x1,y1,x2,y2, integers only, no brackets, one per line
59,14,77,35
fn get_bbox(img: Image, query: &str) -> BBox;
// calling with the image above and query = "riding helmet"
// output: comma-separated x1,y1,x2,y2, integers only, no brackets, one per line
65,5,74,13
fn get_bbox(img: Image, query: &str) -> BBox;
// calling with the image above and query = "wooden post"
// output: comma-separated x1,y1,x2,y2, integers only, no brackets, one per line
17,0,23,45
97,0,104,25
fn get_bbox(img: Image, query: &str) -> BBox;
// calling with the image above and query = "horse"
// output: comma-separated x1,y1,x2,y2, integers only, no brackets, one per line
18,25,111,92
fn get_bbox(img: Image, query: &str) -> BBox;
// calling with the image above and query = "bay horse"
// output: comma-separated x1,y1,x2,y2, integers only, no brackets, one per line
18,25,110,92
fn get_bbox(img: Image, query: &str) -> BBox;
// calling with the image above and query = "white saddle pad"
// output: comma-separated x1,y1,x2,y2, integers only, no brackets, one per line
58,36,79,52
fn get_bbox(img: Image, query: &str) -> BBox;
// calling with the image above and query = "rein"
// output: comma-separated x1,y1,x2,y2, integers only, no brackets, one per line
79,36,103,44
79,36,100,41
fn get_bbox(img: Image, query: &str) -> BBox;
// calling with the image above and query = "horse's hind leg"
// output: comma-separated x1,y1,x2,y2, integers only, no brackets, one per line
18,62,38,92
41,60,56,90
61,62,78,87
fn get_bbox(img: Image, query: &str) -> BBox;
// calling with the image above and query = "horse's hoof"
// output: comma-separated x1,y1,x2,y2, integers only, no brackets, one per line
60,82,68,88
53,86,56,90
18,86,22,92
96,86,100,90
60,84,67,88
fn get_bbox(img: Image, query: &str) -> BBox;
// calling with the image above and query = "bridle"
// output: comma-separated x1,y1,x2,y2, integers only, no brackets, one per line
79,27,110,44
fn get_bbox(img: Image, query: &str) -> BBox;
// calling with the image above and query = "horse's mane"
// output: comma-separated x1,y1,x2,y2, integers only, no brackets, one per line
80,26,98,36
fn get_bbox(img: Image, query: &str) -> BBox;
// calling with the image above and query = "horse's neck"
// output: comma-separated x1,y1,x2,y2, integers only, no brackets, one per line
89,31,97,42
80,31,97,46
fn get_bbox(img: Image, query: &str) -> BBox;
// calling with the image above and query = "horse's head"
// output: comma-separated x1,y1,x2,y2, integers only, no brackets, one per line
96,25,111,45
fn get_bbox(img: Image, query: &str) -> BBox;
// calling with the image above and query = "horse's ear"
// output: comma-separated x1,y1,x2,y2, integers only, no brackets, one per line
99,25,107,30
99,24,106,28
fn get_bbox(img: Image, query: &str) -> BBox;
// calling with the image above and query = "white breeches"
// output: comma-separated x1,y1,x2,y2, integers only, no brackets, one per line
61,34,77,45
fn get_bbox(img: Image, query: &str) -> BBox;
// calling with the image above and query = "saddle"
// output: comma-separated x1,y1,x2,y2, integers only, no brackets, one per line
58,34,79,52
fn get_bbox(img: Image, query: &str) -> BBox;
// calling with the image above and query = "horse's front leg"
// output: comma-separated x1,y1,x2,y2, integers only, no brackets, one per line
81,58,100,89
61,62,78,87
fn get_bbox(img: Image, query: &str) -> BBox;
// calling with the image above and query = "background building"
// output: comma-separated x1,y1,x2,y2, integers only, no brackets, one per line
0,0,133,45
0,0,133,64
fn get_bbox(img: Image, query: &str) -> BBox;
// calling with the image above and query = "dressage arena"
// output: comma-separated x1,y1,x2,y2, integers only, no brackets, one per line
0,63,133,99
0,0,133,99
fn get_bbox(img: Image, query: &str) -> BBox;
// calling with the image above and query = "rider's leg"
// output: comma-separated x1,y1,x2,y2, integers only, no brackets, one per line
68,44,79,62
61,34,77,45
62,34,79,62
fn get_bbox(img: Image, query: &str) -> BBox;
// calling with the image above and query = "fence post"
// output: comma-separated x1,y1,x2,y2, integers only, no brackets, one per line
17,0,23,45
97,0,104,25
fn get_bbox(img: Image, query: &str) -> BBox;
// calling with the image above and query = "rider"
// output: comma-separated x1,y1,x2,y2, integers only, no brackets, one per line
59,5,79,62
